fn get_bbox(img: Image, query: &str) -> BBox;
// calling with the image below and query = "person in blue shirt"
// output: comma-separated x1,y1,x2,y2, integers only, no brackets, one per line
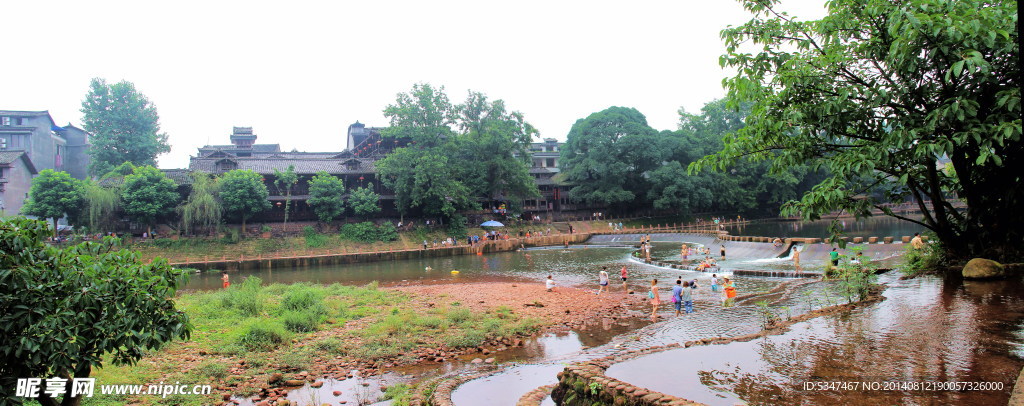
672,280,684,316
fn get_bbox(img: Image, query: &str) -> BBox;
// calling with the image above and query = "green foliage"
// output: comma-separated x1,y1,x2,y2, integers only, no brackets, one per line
340,222,397,243
120,165,180,232
754,300,781,329
699,0,1022,262
649,100,826,217
0,217,191,402
377,84,537,219
561,107,667,207
178,172,222,236
81,77,170,177
303,226,329,248
382,383,412,405
218,169,271,229
307,171,346,223
349,183,382,217
900,239,944,277
222,276,264,316
377,147,477,220
282,310,321,333
829,247,878,303
81,179,121,233
237,322,286,351
193,360,228,379
21,169,84,234
273,165,299,227
446,214,468,238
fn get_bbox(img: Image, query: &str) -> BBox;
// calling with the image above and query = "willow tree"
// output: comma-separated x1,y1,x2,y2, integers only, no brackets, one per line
178,172,222,236
694,0,1021,262
82,180,121,233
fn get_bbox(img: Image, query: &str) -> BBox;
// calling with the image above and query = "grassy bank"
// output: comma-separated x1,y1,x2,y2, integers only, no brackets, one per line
84,278,544,405
127,222,584,263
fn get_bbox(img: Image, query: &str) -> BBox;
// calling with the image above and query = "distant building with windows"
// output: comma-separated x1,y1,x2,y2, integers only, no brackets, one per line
0,110,90,215
184,124,583,223
523,138,571,216
188,125,399,221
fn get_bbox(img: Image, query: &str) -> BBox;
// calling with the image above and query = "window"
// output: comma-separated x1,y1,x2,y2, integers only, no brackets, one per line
15,117,26,125
0,117,9,126
546,158,555,167
0,137,7,149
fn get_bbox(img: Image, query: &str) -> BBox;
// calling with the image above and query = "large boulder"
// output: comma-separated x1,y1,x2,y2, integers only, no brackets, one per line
962,258,1006,279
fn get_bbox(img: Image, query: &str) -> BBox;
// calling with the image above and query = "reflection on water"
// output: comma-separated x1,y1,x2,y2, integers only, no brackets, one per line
185,245,780,294
728,217,924,239
606,273,1024,405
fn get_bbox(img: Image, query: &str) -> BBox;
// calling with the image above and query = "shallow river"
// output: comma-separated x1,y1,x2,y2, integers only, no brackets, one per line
606,272,1024,405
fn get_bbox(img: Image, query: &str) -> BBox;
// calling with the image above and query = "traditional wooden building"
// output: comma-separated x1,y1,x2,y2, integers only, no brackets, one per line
186,124,578,222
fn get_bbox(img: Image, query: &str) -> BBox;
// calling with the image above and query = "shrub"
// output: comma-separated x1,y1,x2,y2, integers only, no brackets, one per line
238,322,286,351
304,226,328,248
281,285,325,313
282,310,321,333
447,215,468,238
313,337,346,355
339,221,396,243
223,276,263,316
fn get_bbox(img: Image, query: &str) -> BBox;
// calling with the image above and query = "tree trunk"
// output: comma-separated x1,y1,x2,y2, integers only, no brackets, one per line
242,218,247,237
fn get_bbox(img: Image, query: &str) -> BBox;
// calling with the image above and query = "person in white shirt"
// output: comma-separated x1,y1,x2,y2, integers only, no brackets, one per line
546,275,556,292
597,268,609,294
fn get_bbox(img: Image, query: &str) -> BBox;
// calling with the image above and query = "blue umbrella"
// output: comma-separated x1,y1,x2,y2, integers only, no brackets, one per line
480,220,504,227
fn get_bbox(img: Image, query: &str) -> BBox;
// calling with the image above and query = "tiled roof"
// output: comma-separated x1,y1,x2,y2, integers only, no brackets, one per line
529,167,560,174
0,150,26,165
189,157,376,175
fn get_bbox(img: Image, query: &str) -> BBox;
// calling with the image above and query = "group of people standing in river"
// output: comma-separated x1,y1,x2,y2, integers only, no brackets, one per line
645,274,736,319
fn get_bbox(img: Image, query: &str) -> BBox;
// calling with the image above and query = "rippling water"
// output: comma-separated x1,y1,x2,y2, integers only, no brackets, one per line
606,273,1024,405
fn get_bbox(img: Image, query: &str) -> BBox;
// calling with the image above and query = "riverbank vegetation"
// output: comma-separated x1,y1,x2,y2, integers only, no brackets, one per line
86,278,545,405
694,0,1021,264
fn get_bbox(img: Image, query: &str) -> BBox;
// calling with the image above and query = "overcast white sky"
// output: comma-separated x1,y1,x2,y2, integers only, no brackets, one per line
1,0,826,169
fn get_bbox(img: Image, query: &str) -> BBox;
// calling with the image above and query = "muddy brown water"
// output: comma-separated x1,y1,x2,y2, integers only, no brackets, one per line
605,273,1024,405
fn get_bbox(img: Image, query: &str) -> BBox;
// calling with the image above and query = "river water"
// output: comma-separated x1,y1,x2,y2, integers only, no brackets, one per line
200,231,1024,406
605,272,1024,405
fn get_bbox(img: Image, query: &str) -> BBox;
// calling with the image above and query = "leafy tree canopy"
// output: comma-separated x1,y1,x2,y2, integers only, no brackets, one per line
307,172,346,223
0,217,191,406
120,165,180,234
21,170,84,235
218,170,271,230
377,84,538,219
560,106,670,207
81,78,170,177
349,183,382,217
177,172,221,236
694,0,1021,261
